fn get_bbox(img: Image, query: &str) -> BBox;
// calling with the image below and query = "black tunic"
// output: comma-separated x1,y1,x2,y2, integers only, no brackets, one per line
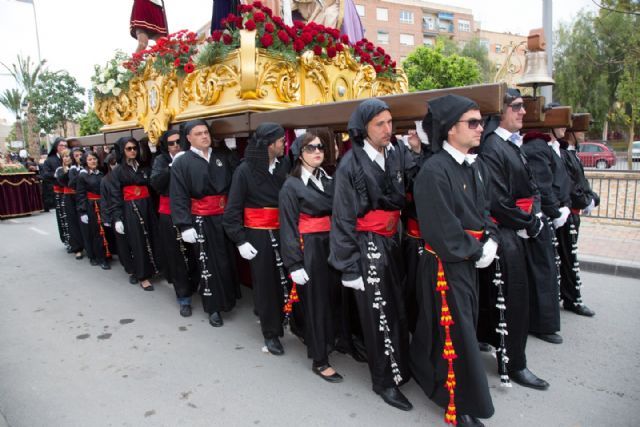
76,170,109,262
42,154,65,244
477,132,539,373
279,173,341,364
170,149,239,313
109,162,158,280
329,142,415,388
410,149,495,419
101,171,132,272
55,166,84,253
222,159,289,338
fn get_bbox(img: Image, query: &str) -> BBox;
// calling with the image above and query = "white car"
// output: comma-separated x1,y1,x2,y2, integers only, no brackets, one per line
632,141,640,162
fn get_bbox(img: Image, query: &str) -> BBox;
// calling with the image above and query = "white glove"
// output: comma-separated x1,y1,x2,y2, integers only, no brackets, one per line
582,199,595,216
181,228,198,243
552,206,571,229
342,276,365,291
516,229,529,239
238,242,258,260
475,238,498,269
517,212,543,239
290,268,310,285
80,214,89,224
115,221,125,234
103,223,111,227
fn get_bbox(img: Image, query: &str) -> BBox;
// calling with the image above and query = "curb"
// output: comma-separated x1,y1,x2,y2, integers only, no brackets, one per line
578,255,640,279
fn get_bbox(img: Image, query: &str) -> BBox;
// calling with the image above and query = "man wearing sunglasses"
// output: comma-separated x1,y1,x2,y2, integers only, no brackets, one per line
411,94,498,427
477,88,550,391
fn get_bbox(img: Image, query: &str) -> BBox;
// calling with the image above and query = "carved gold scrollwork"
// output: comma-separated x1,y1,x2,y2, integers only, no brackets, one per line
301,51,329,103
138,72,178,144
372,78,398,97
352,64,376,99
331,50,360,72
255,60,300,103
181,64,240,109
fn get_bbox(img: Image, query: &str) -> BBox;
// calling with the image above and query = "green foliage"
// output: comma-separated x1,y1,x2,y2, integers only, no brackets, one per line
436,35,459,56
92,50,138,99
461,38,493,83
0,55,46,95
29,70,85,134
0,88,24,119
403,41,481,91
78,110,104,136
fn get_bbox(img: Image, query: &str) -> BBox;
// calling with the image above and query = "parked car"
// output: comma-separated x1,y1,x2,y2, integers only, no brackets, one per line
577,141,617,169
632,141,640,162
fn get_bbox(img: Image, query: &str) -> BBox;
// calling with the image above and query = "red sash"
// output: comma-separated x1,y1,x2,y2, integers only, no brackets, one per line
87,192,101,201
355,209,400,237
158,195,171,215
491,197,534,224
570,208,580,215
63,187,76,195
299,213,331,234
244,207,279,229
406,217,421,239
424,229,483,254
53,185,64,193
191,195,227,216
123,185,150,201
406,192,414,203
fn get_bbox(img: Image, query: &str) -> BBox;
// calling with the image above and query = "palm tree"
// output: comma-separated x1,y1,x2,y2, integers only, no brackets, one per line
0,88,25,145
1,55,46,157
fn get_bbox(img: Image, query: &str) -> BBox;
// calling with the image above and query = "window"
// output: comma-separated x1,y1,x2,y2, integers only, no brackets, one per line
438,19,453,32
377,31,389,45
423,15,435,30
458,19,471,32
399,10,414,24
479,39,490,52
400,33,415,46
376,8,388,21
495,43,502,53
355,4,365,17
423,37,434,47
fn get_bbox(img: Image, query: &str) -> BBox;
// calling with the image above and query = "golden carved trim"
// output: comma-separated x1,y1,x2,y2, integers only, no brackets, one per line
301,50,329,103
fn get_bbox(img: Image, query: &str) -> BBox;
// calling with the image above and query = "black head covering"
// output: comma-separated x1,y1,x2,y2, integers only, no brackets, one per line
158,129,181,156
70,147,84,166
183,119,210,137
347,98,390,145
422,94,478,153
253,122,285,147
48,137,66,156
289,134,305,163
244,123,285,174
504,88,522,105
113,136,139,164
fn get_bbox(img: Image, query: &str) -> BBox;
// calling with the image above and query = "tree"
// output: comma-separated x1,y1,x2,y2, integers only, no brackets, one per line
461,38,493,83
1,55,46,157
403,40,481,91
29,70,85,137
0,88,25,144
79,110,104,136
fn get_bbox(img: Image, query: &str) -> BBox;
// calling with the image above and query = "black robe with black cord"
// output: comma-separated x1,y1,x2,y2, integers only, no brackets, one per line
328,142,416,389
279,173,342,365
477,132,541,374
101,171,131,271
222,159,289,338
76,170,109,263
559,147,599,307
410,150,496,419
170,149,239,314
55,166,84,253
109,162,158,281
41,153,65,244
151,152,198,301
521,135,562,335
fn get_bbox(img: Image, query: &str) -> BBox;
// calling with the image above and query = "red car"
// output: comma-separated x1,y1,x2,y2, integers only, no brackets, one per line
577,141,617,169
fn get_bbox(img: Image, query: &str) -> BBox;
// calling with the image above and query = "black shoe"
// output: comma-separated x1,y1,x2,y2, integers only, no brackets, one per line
100,262,111,270
264,337,284,355
129,275,138,285
312,364,344,383
89,258,99,266
478,342,492,352
564,303,595,317
532,332,563,344
140,281,154,291
75,252,84,260
372,386,413,411
180,305,192,317
458,414,485,427
209,312,223,327
509,368,549,390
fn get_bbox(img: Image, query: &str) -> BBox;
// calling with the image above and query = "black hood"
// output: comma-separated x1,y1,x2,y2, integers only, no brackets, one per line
113,137,139,164
422,94,478,153
48,137,66,157
347,98,390,145
158,129,181,156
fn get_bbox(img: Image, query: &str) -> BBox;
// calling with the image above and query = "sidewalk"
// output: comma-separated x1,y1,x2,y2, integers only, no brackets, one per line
577,218,640,278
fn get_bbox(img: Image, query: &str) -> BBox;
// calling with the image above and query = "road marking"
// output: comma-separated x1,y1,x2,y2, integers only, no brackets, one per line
9,219,20,224
29,227,50,236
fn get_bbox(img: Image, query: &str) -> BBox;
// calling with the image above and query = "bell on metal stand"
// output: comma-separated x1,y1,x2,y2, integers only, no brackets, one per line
518,28,555,122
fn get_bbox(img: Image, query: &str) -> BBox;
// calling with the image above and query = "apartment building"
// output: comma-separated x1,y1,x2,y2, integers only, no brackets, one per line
475,29,528,85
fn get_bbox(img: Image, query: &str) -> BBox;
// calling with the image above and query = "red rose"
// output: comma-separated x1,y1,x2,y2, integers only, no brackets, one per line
373,51,381,58
335,43,344,52
366,42,374,51
293,39,305,52
253,1,263,7
180,44,190,53
238,4,252,13
374,65,382,73
262,7,272,16
294,20,305,29
361,52,371,62
340,34,349,44
220,18,228,27
316,33,325,44
273,16,284,26
184,62,195,74
286,26,296,38
313,45,322,55
265,22,275,33
301,32,313,44
253,11,265,22
157,37,167,48
277,30,290,44
236,19,244,29
377,46,385,54
383,56,390,65
327,46,337,58
223,34,233,45
174,58,181,67
211,30,222,42
260,33,273,48
391,61,396,68
244,19,256,31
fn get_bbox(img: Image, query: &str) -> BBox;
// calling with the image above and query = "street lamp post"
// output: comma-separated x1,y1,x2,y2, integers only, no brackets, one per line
15,0,41,63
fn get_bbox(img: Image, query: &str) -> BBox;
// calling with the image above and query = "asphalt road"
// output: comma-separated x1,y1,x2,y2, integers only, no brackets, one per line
1,213,639,427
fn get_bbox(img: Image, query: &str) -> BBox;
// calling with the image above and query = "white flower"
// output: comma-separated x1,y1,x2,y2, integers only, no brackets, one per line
99,73,106,82
106,79,116,90
112,87,122,96
98,84,109,94
117,74,124,83
106,61,113,70
117,64,126,74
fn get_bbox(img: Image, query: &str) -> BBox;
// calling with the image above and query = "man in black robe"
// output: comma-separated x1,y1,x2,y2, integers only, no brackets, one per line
411,95,497,427
171,120,239,326
557,131,597,316
477,88,549,390
329,99,415,411
222,123,290,354
521,127,568,345
41,137,68,246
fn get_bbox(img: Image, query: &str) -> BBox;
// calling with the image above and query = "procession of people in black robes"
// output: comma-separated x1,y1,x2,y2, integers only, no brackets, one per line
45,89,599,426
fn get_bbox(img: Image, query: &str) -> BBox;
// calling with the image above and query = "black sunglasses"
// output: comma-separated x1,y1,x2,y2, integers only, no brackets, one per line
509,102,525,112
302,143,325,153
457,118,485,129
167,140,179,146
125,146,138,152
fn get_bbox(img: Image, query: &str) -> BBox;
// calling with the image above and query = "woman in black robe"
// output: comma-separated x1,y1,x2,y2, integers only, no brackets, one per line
279,132,343,382
109,137,158,290
55,149,84,259
41,137,67,246
76,151,111,269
